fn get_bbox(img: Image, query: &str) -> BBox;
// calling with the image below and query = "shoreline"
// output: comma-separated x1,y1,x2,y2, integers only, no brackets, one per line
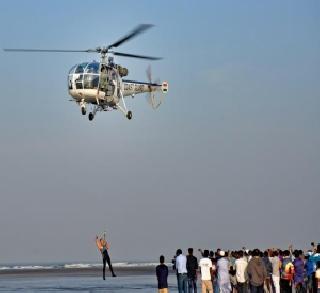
0,265,162,279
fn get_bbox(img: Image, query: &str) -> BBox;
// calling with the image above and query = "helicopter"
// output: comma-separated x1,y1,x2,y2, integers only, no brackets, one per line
3,24,168,121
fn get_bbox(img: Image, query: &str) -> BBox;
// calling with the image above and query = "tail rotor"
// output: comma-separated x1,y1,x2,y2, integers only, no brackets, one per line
146,65,164,110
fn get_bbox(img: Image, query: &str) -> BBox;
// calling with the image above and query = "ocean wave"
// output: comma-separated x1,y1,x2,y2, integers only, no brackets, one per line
1,265,55,270
113,262,159,267
64,263,101,269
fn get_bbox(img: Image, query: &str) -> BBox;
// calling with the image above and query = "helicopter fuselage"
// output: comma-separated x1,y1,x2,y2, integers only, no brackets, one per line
68,61,166,106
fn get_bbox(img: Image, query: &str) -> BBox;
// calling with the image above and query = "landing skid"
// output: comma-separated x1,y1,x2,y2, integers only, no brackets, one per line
83,102,132,121
115,89,132,120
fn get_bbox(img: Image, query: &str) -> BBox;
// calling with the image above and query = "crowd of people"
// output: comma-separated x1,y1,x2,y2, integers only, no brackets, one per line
156,242,320,293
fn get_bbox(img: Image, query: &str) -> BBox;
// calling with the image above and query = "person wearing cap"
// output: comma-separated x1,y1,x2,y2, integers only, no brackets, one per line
217,250,231,293
199,249,213,293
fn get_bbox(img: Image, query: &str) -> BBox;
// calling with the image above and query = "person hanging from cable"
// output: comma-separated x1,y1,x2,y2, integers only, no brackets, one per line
96,232,117,279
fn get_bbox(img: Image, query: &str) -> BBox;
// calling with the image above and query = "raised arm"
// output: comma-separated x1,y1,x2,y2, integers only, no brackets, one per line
289,244,293,257
96,237,103,251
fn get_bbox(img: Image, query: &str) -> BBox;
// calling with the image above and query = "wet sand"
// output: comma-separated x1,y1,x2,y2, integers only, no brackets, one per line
0,266,180,292
0,265,156,279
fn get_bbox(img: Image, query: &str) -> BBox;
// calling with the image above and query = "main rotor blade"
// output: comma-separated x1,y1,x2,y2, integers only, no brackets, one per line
113,51,162,60
3,48,97,53
108,24,154,49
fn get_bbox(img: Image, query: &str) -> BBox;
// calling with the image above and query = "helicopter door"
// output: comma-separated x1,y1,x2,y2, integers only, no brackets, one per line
71,74,77,90
106,68,117,98
68,73,79,90
99,65,107,94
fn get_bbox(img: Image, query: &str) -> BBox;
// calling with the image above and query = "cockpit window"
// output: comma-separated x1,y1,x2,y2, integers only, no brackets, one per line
75,63,88,74
86,62,99,74
68,65,77,75
84,74,99,89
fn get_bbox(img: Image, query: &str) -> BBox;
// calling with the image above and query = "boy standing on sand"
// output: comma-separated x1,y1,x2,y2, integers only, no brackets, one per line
187,248,198,293
176,249,188,293
199,250,213,293
156,255,169,293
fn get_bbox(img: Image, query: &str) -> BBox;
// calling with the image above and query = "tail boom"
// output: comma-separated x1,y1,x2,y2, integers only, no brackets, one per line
122,79,168,97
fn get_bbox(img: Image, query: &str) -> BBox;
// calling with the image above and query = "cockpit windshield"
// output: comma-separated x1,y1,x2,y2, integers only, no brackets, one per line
68,65,77,75
85,62,99,74
75,62,88,74
68,62,100,90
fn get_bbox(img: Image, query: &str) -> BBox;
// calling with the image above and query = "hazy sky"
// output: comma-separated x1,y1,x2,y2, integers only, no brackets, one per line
0,0,319,264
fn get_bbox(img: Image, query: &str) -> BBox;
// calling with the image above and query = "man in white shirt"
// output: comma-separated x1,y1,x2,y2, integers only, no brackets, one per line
269,250,280,293
235,250,248,293
199,249,213,293
176,249,188,293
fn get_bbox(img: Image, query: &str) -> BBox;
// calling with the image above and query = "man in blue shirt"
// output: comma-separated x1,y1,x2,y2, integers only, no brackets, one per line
310,245,320,293
306,253,314,292
156,255,169,293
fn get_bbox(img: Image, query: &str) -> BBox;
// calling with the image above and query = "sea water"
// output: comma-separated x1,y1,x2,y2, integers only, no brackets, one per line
0,274,184,292
0,262,199,292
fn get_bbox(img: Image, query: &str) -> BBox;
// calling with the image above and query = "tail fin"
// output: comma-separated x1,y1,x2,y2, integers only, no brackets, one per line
162,81,168,93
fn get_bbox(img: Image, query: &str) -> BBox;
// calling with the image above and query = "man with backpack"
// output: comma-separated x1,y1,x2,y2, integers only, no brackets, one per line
280,250,294,293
